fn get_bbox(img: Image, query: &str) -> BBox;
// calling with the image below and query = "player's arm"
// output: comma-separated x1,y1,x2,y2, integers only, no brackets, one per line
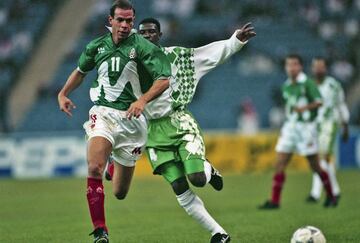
58,42,96,116
194,22,256,80
336,84,350,141
58,70,86,116
127,38,171,119
294,80,322,113
126,78,169,119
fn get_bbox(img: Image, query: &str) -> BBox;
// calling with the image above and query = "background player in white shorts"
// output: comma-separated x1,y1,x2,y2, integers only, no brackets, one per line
258,54,337,209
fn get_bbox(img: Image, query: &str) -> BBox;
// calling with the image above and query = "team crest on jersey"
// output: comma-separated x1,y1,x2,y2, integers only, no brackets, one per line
97,47,105,54
129,48,136,59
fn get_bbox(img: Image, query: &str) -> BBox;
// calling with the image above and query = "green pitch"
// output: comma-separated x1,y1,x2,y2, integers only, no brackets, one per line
0,170,359,242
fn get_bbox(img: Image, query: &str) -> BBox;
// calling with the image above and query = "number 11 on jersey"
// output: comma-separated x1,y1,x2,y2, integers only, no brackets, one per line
111,57,120,72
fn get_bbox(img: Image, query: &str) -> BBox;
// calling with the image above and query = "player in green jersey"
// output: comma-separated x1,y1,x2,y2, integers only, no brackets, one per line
258,54,338,210
307,57,349,203
57,1,171,242
106,18,256,243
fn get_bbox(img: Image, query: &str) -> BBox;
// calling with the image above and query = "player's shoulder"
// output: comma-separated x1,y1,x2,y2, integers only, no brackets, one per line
325,76,342,88
86,33,111,51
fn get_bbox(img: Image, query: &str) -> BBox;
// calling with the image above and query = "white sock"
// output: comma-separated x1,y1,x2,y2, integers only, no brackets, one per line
176,189,226,235
310,159,327,199
328,162,340,196
204,160,212,184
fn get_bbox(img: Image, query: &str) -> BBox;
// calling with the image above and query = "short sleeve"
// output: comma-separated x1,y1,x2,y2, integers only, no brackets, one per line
77,42,97,73
136,36,171,81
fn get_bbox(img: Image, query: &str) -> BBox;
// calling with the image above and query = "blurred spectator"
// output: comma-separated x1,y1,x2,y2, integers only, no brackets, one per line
237,54,275,76
326,0,346,14
237,98,259,134
330,59,355,83
318,21,338,40
344,19,359,38
152,0,197,18
300,3,320,26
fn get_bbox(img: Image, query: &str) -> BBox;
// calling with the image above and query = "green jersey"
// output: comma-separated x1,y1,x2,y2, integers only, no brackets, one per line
316,76,349,124
78,32,171,111
282,72,322,122
144,31,246,120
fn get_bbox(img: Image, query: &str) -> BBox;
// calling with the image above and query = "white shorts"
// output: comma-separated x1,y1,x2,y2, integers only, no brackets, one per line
83,105,147,167
318,120,338,155
275,121,318,156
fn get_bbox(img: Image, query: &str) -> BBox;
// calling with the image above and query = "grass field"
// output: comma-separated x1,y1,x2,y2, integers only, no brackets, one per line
0,170,359,242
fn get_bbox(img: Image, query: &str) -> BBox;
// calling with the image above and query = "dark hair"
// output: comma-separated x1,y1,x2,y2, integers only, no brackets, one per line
312,56,328,66
110,0,135,17
285,54,303,65
139,17,161,32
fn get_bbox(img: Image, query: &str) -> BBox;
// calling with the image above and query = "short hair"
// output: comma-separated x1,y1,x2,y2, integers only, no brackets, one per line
285,54,303,65
312,56,328,66
139,17,161,32
110,0,135,17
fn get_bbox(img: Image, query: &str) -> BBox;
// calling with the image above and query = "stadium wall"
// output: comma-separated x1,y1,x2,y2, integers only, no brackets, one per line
0,130,359,178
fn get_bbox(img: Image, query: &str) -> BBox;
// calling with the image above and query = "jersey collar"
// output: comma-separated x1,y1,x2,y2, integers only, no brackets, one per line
286,72,307,85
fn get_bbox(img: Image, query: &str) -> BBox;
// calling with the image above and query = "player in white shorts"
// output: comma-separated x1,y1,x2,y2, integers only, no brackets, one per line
259,54,337,209
57,1,171,242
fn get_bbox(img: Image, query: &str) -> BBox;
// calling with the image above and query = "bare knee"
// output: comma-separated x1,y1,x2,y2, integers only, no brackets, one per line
88,161,104,178
187,172,206,187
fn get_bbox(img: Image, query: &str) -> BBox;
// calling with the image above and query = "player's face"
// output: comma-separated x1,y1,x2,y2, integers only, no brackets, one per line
109,8,135,43
285,58,302,80
138,23,161,45
312,59,327,80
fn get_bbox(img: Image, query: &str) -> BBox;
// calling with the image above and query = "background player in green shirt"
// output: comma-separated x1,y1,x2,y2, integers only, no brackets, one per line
57,1,171,242
258,54,337,210
106,18,256,243
307,57,349,202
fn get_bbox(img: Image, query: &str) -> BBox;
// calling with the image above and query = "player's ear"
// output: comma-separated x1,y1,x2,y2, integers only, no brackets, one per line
108,15,113,26
159,32,163,38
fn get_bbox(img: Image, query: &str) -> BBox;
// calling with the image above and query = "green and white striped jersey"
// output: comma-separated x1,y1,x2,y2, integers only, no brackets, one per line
77,32,171,111
316,76,349,124
282,72,322,123
144,31,246,120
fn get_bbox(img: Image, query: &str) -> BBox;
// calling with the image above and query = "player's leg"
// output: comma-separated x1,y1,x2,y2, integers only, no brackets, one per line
86,136,112,242
306,154,337,207
299,122,337,207
309,122,339,201
259,121,294,209
111,162,135,200
159,161,230,242
258,152,292,209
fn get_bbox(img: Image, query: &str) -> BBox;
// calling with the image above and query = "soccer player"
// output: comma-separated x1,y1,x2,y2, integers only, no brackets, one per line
307,57,349,202
57,1,171,242
258,54,338,209
106,18,255,242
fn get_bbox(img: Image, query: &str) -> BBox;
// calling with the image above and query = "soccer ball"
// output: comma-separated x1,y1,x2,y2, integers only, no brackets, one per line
290,226,326,243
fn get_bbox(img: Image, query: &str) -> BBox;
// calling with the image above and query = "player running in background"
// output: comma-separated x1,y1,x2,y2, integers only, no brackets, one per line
57,1,171,242
106,18,255,242
307,57,349,203
258,54,337,210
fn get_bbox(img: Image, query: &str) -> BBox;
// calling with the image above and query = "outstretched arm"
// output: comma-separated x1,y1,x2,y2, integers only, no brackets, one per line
126,78,170,119
57,69,86,116
194,22,256,80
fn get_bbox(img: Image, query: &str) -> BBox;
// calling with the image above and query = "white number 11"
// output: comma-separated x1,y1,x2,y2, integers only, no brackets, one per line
111,57,120,72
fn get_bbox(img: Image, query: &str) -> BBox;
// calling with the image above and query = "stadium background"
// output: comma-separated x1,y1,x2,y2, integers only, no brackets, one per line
0,0,359,177
0,0,360,242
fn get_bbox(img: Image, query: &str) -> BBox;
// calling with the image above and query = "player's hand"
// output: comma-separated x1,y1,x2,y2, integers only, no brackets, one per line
236,22,256,42
341,123,349,142
126,98,146,120
58,93,76,117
